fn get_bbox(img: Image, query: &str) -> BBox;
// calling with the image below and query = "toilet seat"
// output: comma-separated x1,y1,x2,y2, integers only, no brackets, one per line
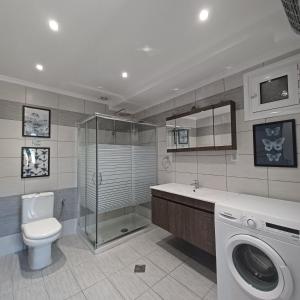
22,217,62,240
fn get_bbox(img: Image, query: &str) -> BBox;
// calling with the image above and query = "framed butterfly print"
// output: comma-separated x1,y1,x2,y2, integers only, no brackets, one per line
253,119,297,167
21,147,50,178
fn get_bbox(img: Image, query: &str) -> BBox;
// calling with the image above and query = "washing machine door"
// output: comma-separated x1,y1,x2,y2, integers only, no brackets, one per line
226,234,293,300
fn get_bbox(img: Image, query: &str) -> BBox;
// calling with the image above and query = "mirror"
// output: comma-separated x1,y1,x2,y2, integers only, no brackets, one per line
166,101,236,152
214,104,232,147
166,119,176,149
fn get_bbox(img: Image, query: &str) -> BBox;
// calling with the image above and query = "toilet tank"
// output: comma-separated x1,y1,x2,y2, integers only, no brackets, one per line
22,192,54,224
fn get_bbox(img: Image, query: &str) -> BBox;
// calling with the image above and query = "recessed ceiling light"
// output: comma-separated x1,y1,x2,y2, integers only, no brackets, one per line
48,19,59,32
199,9,209,22
172,88,180,92
35,64,44,71
139,45,153,53
121,72,128,79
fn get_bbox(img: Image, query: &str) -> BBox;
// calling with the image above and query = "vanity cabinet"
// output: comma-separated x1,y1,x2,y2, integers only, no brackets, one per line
151,190,215,255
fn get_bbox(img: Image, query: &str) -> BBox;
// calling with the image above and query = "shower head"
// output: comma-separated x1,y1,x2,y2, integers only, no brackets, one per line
281,0,300,34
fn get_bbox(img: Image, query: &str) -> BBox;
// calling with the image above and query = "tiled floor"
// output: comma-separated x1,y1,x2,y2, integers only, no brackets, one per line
0,227,217,300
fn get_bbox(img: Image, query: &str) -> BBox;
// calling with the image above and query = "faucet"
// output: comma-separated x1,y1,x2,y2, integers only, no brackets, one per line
191,179,200,191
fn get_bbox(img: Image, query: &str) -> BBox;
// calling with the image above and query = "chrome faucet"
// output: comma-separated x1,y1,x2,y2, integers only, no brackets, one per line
191,179,200,191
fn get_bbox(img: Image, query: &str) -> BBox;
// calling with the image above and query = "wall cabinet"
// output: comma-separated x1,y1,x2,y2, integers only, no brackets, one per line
244,54,300,120
151,190,215,256
166,100,236,152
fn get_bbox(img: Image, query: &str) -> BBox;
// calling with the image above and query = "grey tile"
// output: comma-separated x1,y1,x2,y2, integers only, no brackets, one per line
147,247,184,273
109,268,149,299
0,81,25,103
110,243,141,266
84,101,106,115
127,235,159,256
44,270,80,300
170,263,214,297
129,257,166,287
54,188,78,221
26,88,59,109
41,245,70,277
0,278,13,296
0,291,13,300
67,292,87,300
0,214,21,237
14,282,49,300
84,278,123,300
58,110,86,127
153,276,199,300
12,252,43,291
58,95,84,113
0,99,23,121
137,290,162,300
144,227,171,243
204,285,218,300
0,253,18,282
95,251,124,275
70,260,105,290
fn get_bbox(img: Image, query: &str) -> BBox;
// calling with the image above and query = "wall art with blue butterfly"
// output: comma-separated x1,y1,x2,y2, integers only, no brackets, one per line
253,119,297,167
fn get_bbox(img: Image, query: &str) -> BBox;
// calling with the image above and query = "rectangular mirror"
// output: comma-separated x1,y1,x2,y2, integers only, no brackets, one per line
195,109,214,148
166,119,176,150
166,101,236,152
214,104,233,147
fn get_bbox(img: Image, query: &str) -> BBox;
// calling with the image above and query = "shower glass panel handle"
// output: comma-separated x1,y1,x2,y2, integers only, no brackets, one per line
91,172,102,186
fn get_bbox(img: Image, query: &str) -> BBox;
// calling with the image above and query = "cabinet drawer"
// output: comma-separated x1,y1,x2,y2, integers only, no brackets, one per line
168,201,215,255
151,196,169,231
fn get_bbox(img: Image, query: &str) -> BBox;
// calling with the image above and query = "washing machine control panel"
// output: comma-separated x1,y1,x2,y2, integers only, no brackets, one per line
241,214,300,242
246,218,257,229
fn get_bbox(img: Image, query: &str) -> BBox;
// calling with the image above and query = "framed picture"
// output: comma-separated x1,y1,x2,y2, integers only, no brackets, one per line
21,147,50,178
22,106,51,138
178,129,189,144
253,119,297,167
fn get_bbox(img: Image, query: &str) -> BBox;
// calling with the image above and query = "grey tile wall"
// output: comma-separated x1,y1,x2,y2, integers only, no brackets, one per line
0,187,78,237
0,80,109,238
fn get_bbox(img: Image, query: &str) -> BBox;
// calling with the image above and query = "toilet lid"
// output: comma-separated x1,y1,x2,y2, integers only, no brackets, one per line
22,218,62,240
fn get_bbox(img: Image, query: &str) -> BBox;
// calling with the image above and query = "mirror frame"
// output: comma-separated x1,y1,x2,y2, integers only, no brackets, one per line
166,100,237,152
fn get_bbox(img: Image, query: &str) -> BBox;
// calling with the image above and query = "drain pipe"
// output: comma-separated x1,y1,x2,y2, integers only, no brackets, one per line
58,198,65,221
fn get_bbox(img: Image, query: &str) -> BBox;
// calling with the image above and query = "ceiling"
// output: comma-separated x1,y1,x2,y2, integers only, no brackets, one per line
0,0,300,113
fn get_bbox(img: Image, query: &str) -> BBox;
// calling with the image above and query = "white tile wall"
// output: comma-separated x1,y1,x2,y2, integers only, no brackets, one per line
157,107,300,203
0,120,22,138
0,177,24,198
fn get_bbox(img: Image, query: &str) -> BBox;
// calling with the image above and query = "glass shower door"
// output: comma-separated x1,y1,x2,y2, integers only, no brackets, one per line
78,117,98,247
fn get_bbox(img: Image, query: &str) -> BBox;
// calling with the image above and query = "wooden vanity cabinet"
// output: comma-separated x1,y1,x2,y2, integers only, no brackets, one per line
151,190,215,256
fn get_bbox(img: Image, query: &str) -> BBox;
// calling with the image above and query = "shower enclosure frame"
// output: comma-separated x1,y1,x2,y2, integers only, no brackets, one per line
78,113,158,250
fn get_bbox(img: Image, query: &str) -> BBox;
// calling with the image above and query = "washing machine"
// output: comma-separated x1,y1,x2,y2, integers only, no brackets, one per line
215,195,300,300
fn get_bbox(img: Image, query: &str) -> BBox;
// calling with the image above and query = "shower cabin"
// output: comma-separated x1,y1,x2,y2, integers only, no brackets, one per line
78,114,157,250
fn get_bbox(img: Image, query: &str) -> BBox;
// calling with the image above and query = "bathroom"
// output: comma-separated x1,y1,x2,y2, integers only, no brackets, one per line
1,1,300,300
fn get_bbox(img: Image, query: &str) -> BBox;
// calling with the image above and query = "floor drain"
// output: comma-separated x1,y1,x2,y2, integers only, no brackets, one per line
134,264,146,273
121,228,128,233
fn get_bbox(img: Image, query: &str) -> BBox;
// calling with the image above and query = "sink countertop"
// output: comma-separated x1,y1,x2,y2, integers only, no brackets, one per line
151,183,300,223
150,183,241,205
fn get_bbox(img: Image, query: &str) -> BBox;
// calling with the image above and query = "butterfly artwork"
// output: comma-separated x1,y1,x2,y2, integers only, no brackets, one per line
265,127,280,137
262,137,285,151
253,120,297,167
21,147,50,178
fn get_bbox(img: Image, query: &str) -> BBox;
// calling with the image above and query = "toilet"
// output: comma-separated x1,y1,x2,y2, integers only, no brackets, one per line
21,192,62,270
